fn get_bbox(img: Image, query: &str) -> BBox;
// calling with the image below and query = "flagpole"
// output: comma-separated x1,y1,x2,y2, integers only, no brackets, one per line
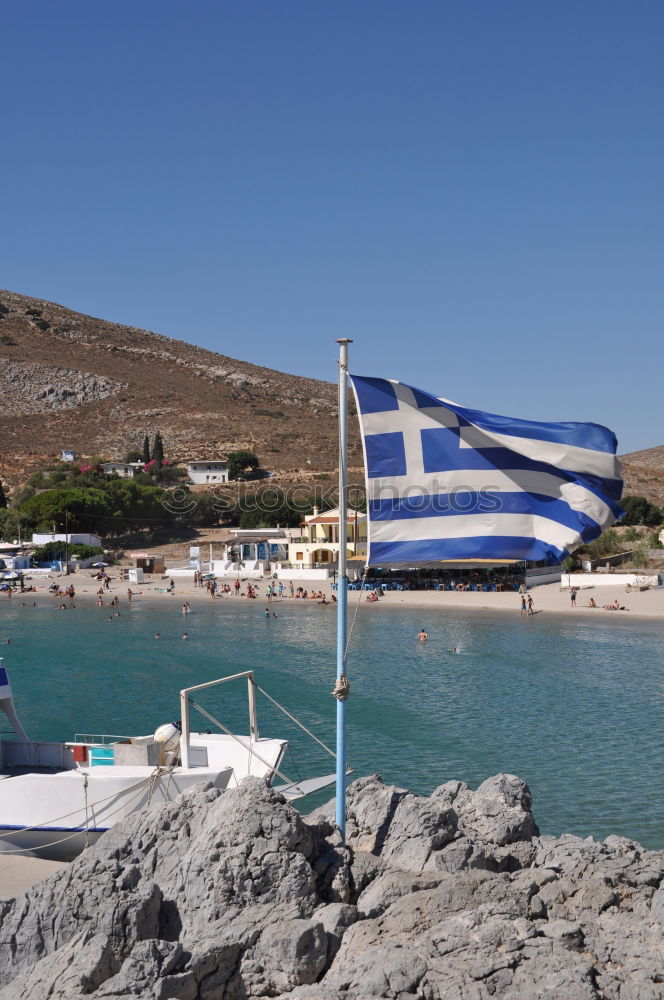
335,337,352,841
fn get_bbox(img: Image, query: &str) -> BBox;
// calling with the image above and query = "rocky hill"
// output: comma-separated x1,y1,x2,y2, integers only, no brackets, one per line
621,446,664,506
1,775,663,999
0,290,355,489
2,289,663,508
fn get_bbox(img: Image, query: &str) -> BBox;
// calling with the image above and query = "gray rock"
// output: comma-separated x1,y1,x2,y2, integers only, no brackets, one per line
1,773,663,998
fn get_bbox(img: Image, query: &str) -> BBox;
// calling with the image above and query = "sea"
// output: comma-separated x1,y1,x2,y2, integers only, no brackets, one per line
1,596,663,849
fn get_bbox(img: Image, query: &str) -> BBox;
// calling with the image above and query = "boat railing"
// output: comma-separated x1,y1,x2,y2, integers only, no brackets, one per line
180,671,258,769
74,733,131,746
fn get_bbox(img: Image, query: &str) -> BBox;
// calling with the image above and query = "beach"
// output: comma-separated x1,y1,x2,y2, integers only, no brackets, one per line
0,854,66,900
4,570,661,619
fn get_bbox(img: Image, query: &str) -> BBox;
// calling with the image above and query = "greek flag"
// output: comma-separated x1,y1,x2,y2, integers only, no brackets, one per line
350,377,623,565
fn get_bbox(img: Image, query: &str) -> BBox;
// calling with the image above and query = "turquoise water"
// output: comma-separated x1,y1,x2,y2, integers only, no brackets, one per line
1,597,663,848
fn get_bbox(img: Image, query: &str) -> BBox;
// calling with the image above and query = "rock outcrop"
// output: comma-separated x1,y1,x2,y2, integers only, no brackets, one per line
0,774,662,999
0,360,126,415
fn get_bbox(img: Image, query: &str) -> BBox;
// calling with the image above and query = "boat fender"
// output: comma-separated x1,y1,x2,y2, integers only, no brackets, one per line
154,721,182,751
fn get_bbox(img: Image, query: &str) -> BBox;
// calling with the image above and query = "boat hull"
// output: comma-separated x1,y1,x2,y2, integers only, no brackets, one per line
0,765,233,861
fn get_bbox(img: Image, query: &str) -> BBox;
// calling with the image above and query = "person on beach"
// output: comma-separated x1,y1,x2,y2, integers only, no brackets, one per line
588,597,597,608
570,587,577,607
418,628,428,641
527,594,534,615
127,588,133,602
520,595,527,615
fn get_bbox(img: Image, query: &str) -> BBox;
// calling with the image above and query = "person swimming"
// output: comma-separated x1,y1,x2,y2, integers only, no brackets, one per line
418,628,428,641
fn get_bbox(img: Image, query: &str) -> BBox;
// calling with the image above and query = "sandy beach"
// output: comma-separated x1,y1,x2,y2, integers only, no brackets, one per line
4,571,662,620
0,853,66,900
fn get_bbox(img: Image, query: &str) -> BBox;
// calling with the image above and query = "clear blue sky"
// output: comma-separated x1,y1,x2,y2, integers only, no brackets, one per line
2,1,662,453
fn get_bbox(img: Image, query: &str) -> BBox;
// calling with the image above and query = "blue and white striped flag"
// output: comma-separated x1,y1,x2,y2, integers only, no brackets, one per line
350,376,623,565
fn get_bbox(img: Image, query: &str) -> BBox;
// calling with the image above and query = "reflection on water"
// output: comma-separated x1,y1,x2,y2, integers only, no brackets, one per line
1,598,663,848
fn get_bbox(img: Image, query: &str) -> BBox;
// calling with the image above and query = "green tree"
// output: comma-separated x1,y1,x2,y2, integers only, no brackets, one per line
237,489,305,528
103,479,175,534
184,492,222,527
33,542,104,561
227,450,259,480
142,434,151,465
10,484,35,507
620,495,663,527
124,449,143,463
19,488,113,533
152,432,164,468
0,508,21,541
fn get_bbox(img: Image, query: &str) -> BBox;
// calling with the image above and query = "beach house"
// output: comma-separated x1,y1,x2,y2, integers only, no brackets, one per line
284,508,367,570
209,529,288,578
100,462,142,479
187,461,229,485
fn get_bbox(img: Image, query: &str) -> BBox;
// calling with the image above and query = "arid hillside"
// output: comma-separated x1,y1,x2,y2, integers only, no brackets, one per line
620,447,664,507
1,289,663,509
0,290,359,489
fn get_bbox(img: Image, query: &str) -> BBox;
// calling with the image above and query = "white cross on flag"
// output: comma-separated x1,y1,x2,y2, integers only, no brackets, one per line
350,376,623,565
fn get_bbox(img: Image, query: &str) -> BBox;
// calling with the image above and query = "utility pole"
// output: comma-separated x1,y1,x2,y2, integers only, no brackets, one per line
64,510,69,575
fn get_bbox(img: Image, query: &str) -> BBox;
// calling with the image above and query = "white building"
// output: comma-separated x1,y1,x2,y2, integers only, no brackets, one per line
187,461,228,485
284,508,367,570
31,533,102,548
190,529,287,579
60,449,76,462
100,462,142,479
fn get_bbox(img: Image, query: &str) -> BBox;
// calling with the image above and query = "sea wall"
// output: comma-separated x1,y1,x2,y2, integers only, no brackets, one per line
562,572,661,588
0,774,662,999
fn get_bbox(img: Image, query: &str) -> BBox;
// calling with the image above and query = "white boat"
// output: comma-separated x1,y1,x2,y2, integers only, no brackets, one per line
0,660,336,860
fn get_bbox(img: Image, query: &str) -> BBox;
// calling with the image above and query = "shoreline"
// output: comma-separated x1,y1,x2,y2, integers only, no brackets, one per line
3,572,661,621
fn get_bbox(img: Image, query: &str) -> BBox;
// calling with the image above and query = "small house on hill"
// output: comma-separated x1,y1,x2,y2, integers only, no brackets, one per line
60,449,76,462
100,462,142,479
187,461,228,484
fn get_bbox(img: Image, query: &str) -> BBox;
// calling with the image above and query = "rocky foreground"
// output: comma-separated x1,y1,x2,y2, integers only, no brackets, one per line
0,775,663,1000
